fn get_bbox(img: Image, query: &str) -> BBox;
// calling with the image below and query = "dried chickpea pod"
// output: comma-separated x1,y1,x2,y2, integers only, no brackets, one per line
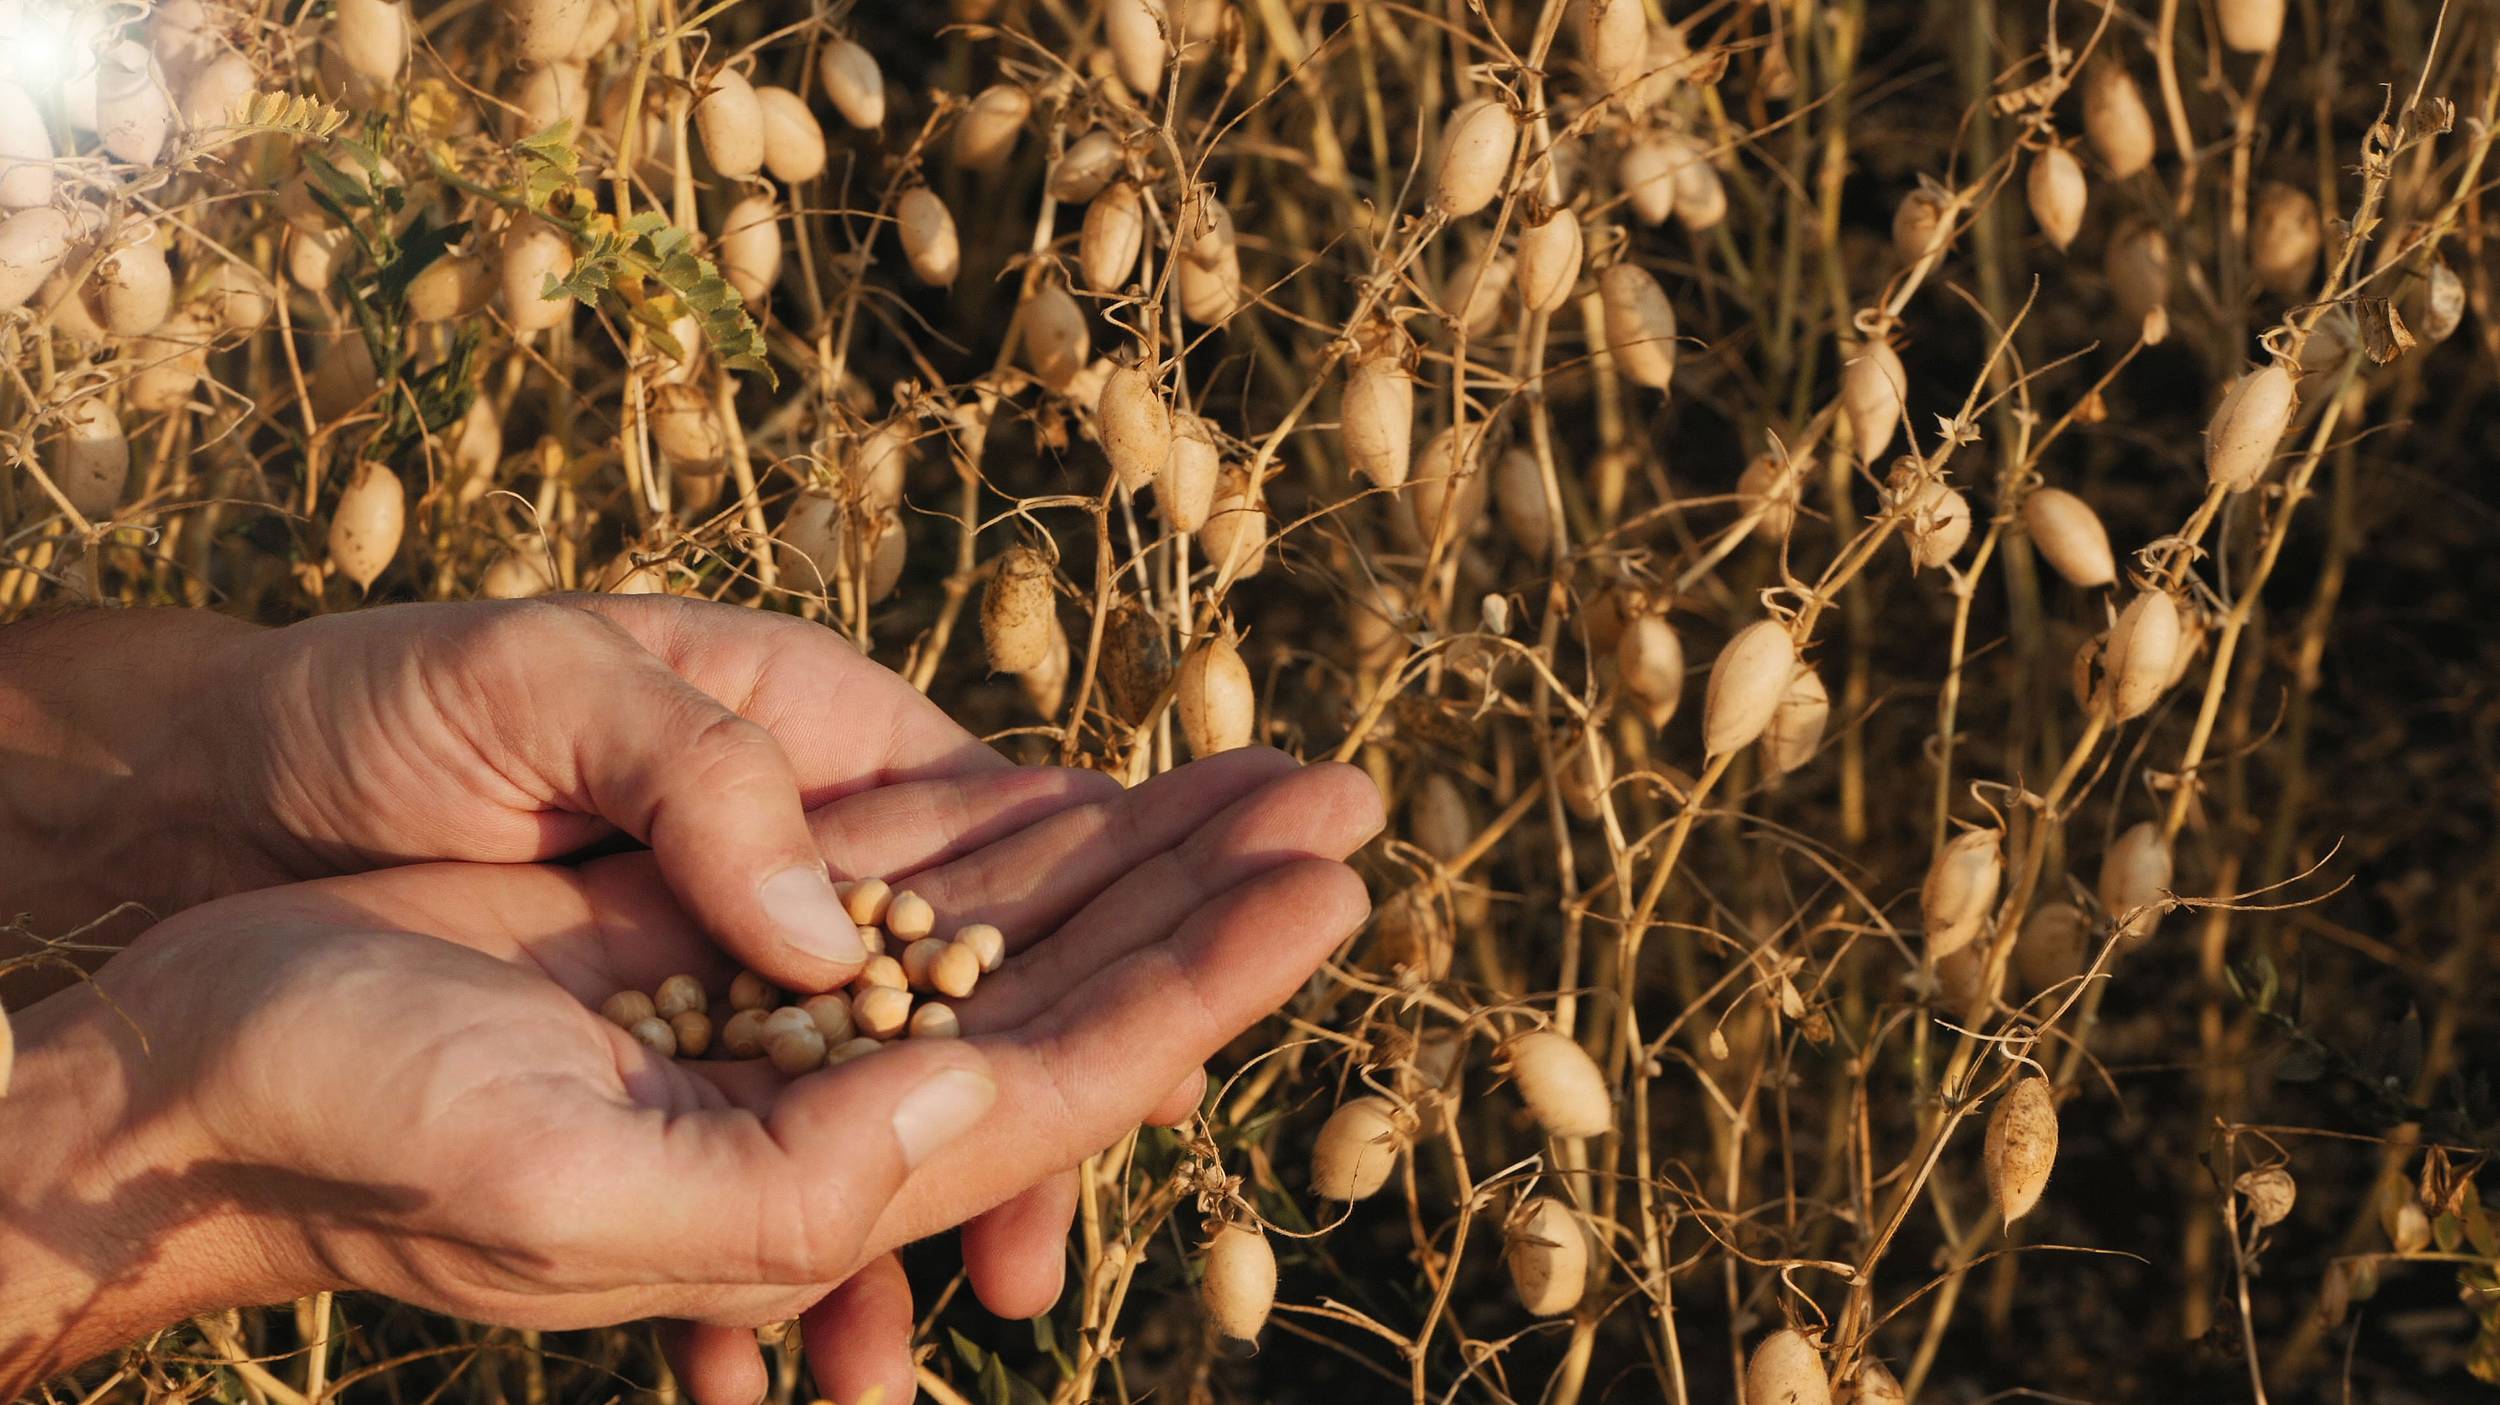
720,1007,769,1059
1049,128,1122,202
1578,0,1645,94
955,923,1006,972
2205,362,2295,493
2082,56,2155,178
2098,820,2173,940
1736,452,1804,542
2250,182,2321,293
1310,1096,1405,1200
953,84,1030,171
765,1024,827,1075
2236,1167,2297,1228
2103,590,2182,720
1104,0,1167,98
1746,1330,1833,1405
1160,411,1221,532
626,1016,677,1058
853,985,913,1040
1079,180,1145,291
327,462,404,592
840,877,892,926
2023,487,2117,588
908,1002,962,1039
1099,362,1172,493
1515,206,1583,314
1618,133,1678,225
653,974,707,1019
1703,620,1797,757
2217,0,2284,53
756,86,826,183
1020,282,1089,392
1433,97,1517,218
1921,827,2004,963
1841,336,1907,462
1506,1196,1590,1316
1493,447,1555,560
1598,261,1677,391
1179,623,1256,756
2026,144,2087,251
2016,901,2092,995
1893,185,1950,264
1984,1076,2059,1225
1442,246,1511,339
901,937,947,990
930,943,981,999
1504,1030,1611,1139
728,970,777,1012
801,993,856,1043
668,1010,712,1058
1616,614,1684,728
886,891,936,941
600,989,657,1028
982,546,1055,674
1853,1360,1908,1405
896,187,960,287
1759,665,1830,777
692,65,764,178
1892,471,1971,571
49,395,129,519
854,955,908,991
1199,1221,1276,1347
818,38,884,129
2105,219,2172,344
717,194,781,305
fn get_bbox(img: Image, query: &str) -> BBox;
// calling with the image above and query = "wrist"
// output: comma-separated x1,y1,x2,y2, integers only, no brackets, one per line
0,609,265,940
0,976,321,1395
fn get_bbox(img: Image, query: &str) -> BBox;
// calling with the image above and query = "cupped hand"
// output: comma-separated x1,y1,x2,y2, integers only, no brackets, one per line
205,595,1077,990
29,751,1380,1403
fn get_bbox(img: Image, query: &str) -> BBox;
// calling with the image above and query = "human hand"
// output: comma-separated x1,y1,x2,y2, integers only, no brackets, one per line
0,751,1381,1402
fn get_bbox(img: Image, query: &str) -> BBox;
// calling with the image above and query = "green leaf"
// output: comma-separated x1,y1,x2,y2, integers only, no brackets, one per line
948,1328,987,1374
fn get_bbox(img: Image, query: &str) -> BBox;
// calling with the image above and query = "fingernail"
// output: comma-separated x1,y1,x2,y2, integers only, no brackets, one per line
892,1066,996,1168
758,865,868,968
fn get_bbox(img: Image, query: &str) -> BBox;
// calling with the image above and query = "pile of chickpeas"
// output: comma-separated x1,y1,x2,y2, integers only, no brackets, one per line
596,880,1005,1075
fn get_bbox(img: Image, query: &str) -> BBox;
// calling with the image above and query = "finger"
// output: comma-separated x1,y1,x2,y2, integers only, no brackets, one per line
810,767,1122,881
898,747,1301,949
567,1036,999,1281
657,1320,770,1405
565,595,1010,790
961,761,1384,1029
802,1254,918,1405
871,861,1370,1251
1145,1067,1208,1127
962,1173,1079,1319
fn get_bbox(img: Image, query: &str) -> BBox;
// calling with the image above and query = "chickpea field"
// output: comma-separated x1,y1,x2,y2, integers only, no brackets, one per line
6,0,2500,1401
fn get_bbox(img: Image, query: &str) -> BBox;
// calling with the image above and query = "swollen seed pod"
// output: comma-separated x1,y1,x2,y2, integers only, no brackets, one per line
955,923,1006,973
1105,0,1168,98
2098,820,2173,940
2083,57,2155,179
818,39,884,129
501,216,575,333
202,260,273,334
311,329,378,422
2023,488,2117,588
1443,246,1511,339
1403,425,1487,545
896,187,959,286
0,205,72,311
1017,613,1071,717
1746,1330,1833,1405
1515,206,1583,314
653,974,706,1019
1921,828,2004,962
2414,258,2465,344
1893,185,1950,264
717,194,781,305
1579,0,1646,94
1177,248,1243,323
1618,133,1677,226
2027,145,2087,252
668,1010,712,1057
1506,1197,1589,1316
729,970,776,1012
840,877,892,926
1853,1361,1908,1405
1759,665,1829,777
403,252,490,324
601,989,657,1028
953,84,1029,171
693,66,764,179
1342,353,1414,487
1600,262,1677,390
1841,337,1907,462
333,0,409,85
909,1002,962,1039
2105,219,2172,344
2103,590,2181,719
1665,133,1726,231
1080,180,1145,292
650,381,725,470
1410,774,1472,865
1099,362,1171,493
800,993,855,1042
1200,1222,1276,1348
627,1015,678,1058
1616,614,1684,727
1493,445,1554,559
845,418,912,511
1703,620,1797,757
1199,466,1270,581
1897,476,1971,571
511,61,592,138
765,1023,827,1074
181,52,254,131
982,545,1055,674
887,890,936,942
852,985,912,1041
329,461,405,591
50,395,129,519
1434,98,1517,218
2236,1167,2296,1229
95,42,170,165
2205,363,2295,492
1049,128,1122,203
1505,1030,1611,1139
0,81,53,209
756,86,826,184
1160,411,1220,532
91,233,171,336
126,310,211,414
502,0,594,64
774,491,842,587
2217,0,2284,53
1020,282,1089,392
1984,1076,2058,1226
2016,901,2091,996
2251,182,2320,294
1736,452,1804,542
1179,627,1255,756
1310,1096,1403,1201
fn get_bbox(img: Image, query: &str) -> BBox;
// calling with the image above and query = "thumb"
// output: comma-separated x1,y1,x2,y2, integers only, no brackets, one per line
542,621,868,989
